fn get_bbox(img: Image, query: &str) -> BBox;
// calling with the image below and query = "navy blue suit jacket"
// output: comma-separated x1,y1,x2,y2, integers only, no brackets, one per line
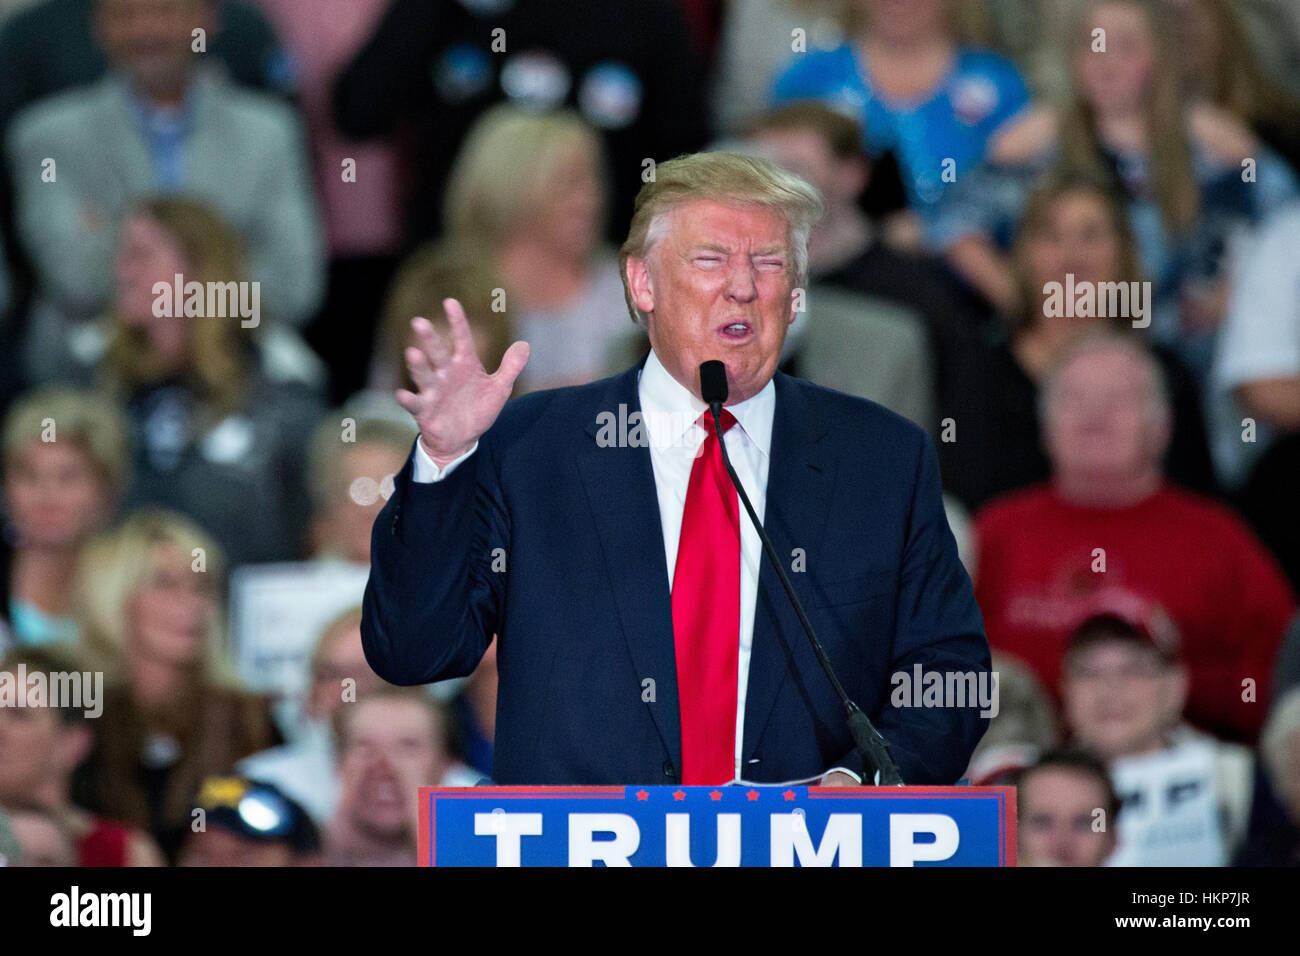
361,361,991,785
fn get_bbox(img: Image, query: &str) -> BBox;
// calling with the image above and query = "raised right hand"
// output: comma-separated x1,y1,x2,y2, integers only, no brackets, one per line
395,298,530,467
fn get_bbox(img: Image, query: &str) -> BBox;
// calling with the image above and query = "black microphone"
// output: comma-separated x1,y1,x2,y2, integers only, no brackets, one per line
699,360,903,786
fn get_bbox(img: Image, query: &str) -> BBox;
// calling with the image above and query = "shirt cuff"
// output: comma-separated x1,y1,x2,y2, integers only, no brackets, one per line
822,767,863,785
412,439,478,483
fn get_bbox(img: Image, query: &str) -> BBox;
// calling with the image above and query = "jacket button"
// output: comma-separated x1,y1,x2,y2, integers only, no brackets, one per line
663,760,676,779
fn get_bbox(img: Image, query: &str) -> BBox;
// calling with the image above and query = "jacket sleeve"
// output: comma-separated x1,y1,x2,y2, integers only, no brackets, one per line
361,436,507,685
851,432,993,785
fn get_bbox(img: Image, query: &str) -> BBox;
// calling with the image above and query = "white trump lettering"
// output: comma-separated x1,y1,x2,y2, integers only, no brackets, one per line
770,813,862,867
665,813,742,867
473,812,542,866
889,813,960,866
568,813,640,866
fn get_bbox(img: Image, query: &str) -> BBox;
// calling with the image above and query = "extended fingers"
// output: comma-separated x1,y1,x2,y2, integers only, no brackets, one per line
410,315,452,367
442,298,479,364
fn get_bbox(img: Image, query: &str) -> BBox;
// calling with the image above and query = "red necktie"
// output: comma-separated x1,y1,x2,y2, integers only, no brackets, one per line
671,408,740,785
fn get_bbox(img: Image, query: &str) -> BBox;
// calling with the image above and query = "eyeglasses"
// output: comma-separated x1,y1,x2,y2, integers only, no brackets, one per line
195,777,297,838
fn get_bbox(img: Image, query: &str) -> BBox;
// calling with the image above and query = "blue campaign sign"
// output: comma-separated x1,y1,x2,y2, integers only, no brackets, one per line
418,785,1016,867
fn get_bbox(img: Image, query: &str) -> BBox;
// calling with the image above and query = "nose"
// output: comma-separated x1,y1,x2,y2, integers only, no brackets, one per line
723,259,758,303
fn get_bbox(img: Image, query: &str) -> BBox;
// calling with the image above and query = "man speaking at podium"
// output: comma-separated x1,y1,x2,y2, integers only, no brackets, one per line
362,152,990,788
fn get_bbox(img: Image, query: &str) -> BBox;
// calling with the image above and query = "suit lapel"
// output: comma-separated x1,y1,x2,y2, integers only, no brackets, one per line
741,373,835,772
576,362,682,775
577,367,836,779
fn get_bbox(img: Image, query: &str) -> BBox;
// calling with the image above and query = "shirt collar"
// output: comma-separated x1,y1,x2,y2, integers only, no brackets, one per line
637,347,775,458
118,63,217,133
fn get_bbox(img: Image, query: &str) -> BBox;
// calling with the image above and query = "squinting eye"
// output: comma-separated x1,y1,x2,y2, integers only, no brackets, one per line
755,258,786,271
695,257,723,268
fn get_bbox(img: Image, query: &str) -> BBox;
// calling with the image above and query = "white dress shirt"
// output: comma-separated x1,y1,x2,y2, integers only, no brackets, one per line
411,350,854,783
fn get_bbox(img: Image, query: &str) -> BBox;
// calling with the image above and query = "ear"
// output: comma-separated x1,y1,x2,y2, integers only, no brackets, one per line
625,255,655,316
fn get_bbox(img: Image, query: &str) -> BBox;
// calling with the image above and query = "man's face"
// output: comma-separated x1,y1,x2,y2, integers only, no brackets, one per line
1044,348,1166,483
336,699,446,841
179,827,295,867
97,0,206,96
307,623,386,721
627,200,797,404
1019,767,1117,867
1063,640,1183,760
0,703,74,802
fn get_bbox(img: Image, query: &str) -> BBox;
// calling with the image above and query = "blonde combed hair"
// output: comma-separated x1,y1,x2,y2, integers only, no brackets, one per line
443,104,606,252
618,151,825,327
73,508,234,685
2,386,132,497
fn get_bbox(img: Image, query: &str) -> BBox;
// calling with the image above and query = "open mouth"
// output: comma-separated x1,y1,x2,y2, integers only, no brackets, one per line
717,320,754,341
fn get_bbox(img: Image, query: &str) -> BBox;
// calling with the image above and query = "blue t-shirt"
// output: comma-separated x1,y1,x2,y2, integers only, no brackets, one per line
772,45,1030,219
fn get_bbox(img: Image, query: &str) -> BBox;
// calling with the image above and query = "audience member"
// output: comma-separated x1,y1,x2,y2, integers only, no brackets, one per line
773,0,1031,229
1213,202,1300,590
5,0,323,381
254,0,409,403
324,688,468,866
1061,609,1253,865
72,199,323,565
442,106,646,393
938,170,1216,510
236,607,389,823
974,331,1296,743
178,775,321,866
333,0,707,245
933,0,1296,369
0,646,164,865
72,509,280,862
1,388,128,649
1015,748,1120,866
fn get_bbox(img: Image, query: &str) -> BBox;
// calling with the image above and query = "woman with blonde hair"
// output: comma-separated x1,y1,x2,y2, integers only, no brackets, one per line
0,387,129,649
440,105,646,393
71,509,278,862
75,196,324,565
931,0,1297,357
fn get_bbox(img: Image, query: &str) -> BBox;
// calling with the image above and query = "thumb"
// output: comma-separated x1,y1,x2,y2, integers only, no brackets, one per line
493,340,530,389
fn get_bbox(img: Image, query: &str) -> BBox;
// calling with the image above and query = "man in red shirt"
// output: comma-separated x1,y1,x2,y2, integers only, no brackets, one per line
974,331,1296,743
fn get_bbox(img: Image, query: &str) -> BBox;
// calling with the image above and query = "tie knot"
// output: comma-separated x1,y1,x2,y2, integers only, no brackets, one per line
699,408,737,435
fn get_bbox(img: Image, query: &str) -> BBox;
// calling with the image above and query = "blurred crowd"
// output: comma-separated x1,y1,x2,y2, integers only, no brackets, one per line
0,0,1298,867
